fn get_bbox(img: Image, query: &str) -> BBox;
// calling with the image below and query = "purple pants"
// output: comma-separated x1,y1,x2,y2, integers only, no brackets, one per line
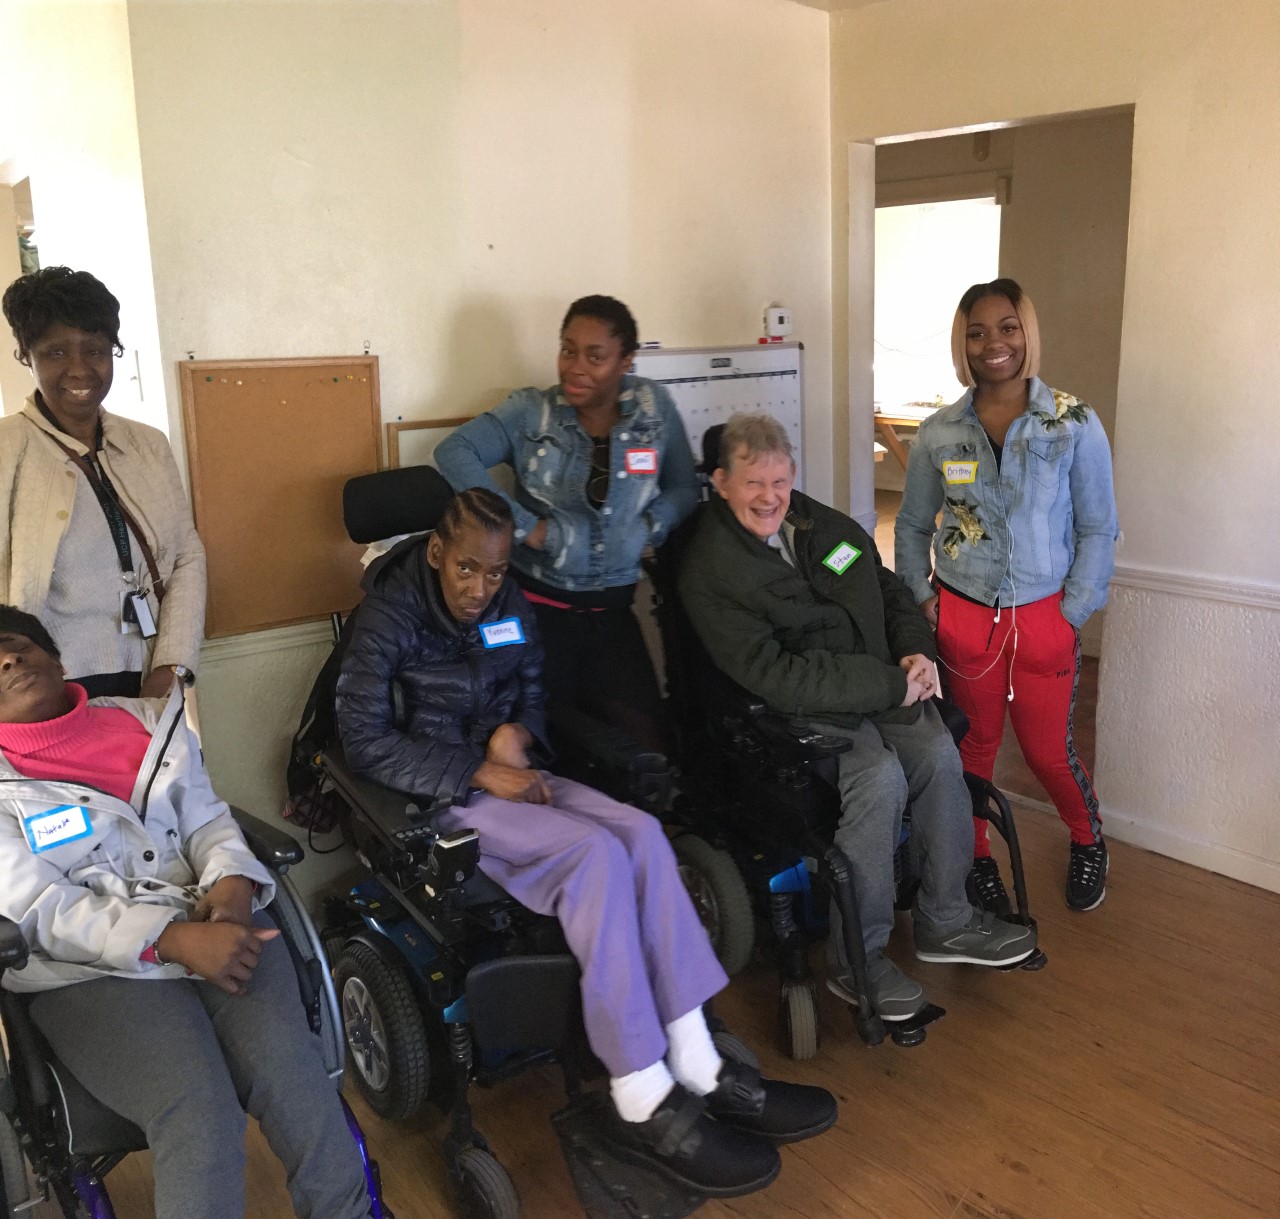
435,776,728,1077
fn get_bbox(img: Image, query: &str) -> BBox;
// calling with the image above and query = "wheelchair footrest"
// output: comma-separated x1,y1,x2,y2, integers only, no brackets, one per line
553,1092,707,1219
1000,947,1049,972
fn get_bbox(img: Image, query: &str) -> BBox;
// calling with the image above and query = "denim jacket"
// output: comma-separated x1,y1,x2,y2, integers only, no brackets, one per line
894,377,1118,628
435,375,698,592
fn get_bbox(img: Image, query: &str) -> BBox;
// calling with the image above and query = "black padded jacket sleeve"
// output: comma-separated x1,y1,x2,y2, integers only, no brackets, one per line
509,595,551,761
877,553,937,663
336,594,483,804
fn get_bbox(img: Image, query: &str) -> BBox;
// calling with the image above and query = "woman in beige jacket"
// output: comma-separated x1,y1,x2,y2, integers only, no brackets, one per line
1,267,205,697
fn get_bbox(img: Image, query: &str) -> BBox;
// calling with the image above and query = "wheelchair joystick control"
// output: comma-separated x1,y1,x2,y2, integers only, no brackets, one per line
420,828,480,897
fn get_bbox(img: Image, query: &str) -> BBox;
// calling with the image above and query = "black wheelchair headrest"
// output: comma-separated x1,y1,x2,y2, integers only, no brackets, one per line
700,424,726,476
343,466,457,545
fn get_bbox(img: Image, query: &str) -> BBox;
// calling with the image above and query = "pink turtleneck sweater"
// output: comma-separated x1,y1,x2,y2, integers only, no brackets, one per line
0,683,151,801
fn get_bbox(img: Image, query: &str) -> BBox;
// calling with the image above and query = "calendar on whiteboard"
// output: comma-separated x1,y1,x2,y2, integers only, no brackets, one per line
633,342,804,488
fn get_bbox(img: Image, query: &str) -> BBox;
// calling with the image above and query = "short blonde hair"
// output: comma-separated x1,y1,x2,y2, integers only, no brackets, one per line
950,278,1041,387
717,412,794,471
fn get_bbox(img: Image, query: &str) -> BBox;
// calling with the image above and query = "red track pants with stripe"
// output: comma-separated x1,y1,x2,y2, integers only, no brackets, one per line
936,586,1102,855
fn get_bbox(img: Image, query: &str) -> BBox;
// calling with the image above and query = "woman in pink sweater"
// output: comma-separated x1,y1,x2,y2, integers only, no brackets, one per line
0,605,376,1219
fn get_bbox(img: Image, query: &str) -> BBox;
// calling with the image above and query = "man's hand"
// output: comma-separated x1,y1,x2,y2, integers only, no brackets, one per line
191,875,256,927
899,653,939,705
486,723,533,769
472,761,551,804
140,667,177,698
156,921,279,996
919,595,940,629
525,520,549,551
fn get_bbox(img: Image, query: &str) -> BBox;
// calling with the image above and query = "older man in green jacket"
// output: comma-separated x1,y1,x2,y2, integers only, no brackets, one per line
679,413,1037,1023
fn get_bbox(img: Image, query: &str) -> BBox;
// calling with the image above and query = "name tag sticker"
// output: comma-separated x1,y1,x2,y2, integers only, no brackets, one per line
22,804,93,854
943,460,979,485
624,448,658,475
822,542,863,575
480,617,526,649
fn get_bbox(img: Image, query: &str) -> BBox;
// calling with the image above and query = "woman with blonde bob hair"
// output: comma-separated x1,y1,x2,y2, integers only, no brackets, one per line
896,277,1118,916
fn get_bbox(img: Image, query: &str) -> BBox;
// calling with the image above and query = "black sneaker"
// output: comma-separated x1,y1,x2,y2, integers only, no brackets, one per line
607,1085,780,1197
1066,839,1108,911
704,1059,837,1145
966,856,1012,918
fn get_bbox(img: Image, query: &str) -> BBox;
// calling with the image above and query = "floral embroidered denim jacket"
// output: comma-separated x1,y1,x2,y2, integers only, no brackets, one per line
894,377,1118,628
435,375,698,592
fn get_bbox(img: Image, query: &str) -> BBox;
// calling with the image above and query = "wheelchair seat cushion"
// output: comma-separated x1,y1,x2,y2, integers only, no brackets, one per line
1,992,147,1159
47,1060,148,1158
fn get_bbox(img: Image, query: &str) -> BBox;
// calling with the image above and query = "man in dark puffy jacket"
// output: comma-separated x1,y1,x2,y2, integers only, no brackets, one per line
678,413,1038,1026
336,487,835,1199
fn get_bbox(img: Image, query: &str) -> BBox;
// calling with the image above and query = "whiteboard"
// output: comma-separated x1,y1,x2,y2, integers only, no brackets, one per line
633,342,804,487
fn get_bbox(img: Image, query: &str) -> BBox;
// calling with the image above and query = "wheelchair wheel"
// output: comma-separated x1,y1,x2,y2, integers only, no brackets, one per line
453,1145,519,1219
334,942,430,1120
780,983,819,1060
673,834,755,976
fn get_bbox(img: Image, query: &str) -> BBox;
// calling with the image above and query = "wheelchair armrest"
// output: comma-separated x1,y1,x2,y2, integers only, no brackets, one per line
935,697,969,747
550,704,664,777
0,915,29,973
232,807,304,870
749,714,853,760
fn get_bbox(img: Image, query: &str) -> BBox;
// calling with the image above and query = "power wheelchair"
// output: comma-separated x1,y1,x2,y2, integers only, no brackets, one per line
289,465,749,1219
0,808,389,1219
552,424,1047,1058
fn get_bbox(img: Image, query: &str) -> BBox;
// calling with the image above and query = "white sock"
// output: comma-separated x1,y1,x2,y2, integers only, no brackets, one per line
610,1060,676,1124
664,1008,725,1097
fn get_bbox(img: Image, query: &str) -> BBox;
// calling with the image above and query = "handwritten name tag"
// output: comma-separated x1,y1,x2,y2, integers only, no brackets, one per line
625,448,658,475
943,460,979,484
22,804,93,854
480,617,526,649
822,541,863,575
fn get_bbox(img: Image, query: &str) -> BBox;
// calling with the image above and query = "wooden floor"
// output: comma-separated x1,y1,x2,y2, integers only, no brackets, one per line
73,803,1280,1219
38,496,1279,1217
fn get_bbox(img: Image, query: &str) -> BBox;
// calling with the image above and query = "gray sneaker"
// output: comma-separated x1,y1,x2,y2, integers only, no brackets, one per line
827,955,927,1021
914,909,1037,967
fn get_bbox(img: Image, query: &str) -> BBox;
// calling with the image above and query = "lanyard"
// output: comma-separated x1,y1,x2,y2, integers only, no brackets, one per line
31,412,167,600
82,447,136,578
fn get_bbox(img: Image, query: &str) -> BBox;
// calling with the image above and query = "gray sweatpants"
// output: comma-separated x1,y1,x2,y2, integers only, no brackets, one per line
29,913,370,1219
809,701,974,968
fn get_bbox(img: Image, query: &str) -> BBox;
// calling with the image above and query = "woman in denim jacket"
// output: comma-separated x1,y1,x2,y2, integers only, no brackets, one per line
896,279,1117,914
435,296,697,749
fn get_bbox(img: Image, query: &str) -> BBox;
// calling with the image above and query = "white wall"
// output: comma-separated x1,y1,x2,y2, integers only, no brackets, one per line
120,0,832,886
0,0,165,431
0,184,26,414
832,0,1280,891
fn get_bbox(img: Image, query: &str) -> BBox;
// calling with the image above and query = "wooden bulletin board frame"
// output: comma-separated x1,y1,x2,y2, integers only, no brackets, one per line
179,356,381,637
386,416,473,470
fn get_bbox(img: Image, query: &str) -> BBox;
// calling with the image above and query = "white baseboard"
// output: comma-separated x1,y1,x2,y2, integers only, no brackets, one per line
1009,793,1280,896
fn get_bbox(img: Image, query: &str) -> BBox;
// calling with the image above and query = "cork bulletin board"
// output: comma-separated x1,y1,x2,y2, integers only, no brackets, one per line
179,356,382,637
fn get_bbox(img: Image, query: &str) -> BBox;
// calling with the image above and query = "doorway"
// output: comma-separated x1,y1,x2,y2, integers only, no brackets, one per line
859,109,1134,808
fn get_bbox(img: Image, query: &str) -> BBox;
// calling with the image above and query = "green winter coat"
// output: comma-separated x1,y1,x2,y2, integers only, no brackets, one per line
678,491,936,729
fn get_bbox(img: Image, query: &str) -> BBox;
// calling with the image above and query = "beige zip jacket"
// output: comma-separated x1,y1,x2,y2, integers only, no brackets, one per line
0,686,274,993
0,397,206,675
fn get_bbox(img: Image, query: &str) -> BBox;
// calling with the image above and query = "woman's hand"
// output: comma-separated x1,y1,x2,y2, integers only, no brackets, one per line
472,761,551,804
191,875,256,927
486,723,533,769
525,520,549,551
140,667,177,698
919,595,939,629
156,920,279,996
